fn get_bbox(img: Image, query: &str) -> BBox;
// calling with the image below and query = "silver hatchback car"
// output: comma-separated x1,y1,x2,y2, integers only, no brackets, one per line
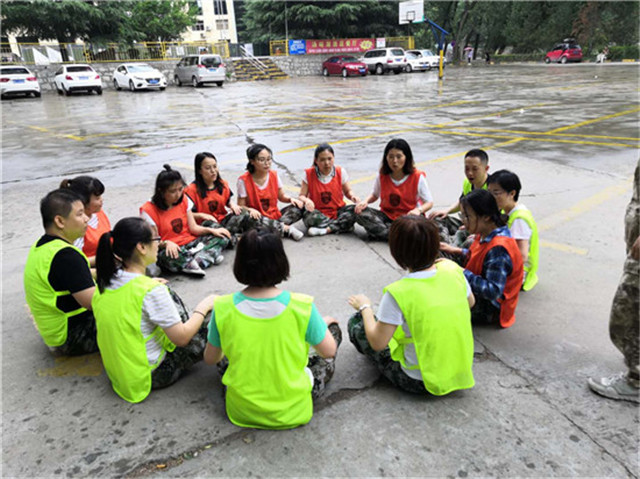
174,54,226,87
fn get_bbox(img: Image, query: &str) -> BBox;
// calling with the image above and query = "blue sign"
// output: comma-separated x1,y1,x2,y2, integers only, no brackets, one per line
288,39,306,55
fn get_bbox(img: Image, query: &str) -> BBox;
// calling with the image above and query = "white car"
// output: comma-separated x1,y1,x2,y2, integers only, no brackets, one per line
404,52,430,72
1,65,41,99
113,63,167,91
406,49,445,69
54,64,102,96
360,48,406,75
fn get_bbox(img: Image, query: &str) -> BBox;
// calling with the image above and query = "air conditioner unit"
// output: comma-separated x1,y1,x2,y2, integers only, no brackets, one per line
200,33,206,39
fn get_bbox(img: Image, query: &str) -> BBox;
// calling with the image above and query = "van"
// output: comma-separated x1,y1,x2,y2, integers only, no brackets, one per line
174,54,226,87
360,48,407,75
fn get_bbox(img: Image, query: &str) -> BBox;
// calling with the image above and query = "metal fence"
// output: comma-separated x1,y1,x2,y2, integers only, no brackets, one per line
268,36,414,56
0,41,231,65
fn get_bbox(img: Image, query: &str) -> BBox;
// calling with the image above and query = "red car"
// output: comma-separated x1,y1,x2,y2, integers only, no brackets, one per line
544,41,583,64
322,56,368,77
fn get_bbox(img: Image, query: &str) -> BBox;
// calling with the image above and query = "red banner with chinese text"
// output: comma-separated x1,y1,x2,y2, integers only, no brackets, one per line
306,38,376,54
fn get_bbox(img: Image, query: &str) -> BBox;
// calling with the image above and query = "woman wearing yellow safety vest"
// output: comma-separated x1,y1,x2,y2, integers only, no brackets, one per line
92,217,214,403
348,215,476,395
204,227,342,429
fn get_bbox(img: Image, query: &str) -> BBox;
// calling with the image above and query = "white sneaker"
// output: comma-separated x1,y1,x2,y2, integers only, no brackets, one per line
587,372,640,403
213,254,224,265
307,227,328,237
287,226,304,241
182,259,206,277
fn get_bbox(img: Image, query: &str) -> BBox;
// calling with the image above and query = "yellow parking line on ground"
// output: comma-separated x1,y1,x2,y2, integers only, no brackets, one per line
349,100,479,121
539,239,588,255
37,353,103,377
107,145,147,156
432,103,552,128
448,126,640,143
538,178,632,232
548,107,640,134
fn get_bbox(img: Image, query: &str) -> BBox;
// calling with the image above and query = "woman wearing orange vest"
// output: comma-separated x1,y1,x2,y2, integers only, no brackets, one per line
440,189,524,328
59,175,111,266
280,143,360,236
140,165,231,277
184,152,253,237
236,144,305,241
354,139,434,241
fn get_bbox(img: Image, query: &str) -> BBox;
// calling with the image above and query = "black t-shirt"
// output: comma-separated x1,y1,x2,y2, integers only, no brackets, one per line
36,235,94,319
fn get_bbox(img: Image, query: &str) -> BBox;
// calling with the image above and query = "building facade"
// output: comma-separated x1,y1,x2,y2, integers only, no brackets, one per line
181,0,238,44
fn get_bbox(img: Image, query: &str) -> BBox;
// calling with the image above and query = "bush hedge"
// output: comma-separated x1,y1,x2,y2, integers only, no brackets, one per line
607,45,640,61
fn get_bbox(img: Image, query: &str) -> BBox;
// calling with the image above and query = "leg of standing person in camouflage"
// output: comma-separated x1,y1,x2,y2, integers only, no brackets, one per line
151,290,208,389
280,205,304,226
157,246,192,273
55,315,99,356
309,323,343,399
609,258,640,387
347,313,425,394
354,207,393,241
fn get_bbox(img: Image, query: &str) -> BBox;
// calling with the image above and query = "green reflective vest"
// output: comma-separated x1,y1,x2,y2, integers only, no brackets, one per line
508,206,539,291
215,292,314,429
24,238,91,347
385,260,475,396
92,275,176,403
462,178,488,196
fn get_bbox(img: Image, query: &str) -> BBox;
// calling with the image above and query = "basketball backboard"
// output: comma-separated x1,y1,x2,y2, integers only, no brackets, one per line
399,0,424,24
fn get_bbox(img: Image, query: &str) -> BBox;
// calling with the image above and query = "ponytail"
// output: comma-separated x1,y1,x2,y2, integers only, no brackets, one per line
95,231,116,293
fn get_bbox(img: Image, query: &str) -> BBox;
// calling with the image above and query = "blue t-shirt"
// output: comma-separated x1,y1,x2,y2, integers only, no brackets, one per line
207,290,327,347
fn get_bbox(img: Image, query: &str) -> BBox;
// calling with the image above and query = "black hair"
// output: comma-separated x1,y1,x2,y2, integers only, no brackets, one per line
59,176,105,206
460,189,506,227
40,189,84,229
233,227,289,287
151,164,185,210
380,138,415,176
389,216,440,272
464,149,489,165
194,152,225,198
95,217,153,293
313,143,334,166
245,144,273,174
487,169,522,202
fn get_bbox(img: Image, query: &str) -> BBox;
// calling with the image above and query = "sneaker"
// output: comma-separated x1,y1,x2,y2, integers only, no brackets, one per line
307,227,328,237
213,253,224,265
187,242,205,255
587,373,640,403
286,226,304,241
182,259,206,277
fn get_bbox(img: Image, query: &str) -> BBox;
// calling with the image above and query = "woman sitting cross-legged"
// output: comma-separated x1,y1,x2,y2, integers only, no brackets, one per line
348,215,475,395
204,227,342,429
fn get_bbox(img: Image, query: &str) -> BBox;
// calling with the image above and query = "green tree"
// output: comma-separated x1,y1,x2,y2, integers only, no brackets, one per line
125,1,197,42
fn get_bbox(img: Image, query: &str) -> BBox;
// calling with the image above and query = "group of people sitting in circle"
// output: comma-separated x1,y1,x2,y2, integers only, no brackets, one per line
24,139,539,429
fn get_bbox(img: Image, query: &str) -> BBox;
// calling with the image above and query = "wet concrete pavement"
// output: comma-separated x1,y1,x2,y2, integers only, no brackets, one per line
2,63,639,477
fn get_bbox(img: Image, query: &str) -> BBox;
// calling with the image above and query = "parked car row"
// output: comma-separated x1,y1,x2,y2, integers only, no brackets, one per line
1,54,227,99
321,47,446,78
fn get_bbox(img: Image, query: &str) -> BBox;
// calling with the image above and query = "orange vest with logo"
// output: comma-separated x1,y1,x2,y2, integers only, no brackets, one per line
379,170,422,220
140,197,196,246
184,181,231,223
305,167,345,220
240,171,282,220
466,233,524,328
82,209,111,258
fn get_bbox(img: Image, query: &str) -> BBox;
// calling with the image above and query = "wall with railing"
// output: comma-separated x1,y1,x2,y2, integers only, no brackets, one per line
269,36,414,56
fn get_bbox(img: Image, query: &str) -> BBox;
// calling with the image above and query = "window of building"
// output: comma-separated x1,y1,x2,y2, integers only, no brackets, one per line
189,0,203,15
213,0,228,15
215,19,229,30
192,20,205,31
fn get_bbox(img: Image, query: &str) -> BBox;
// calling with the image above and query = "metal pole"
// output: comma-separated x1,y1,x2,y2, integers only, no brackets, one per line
285,1,288,55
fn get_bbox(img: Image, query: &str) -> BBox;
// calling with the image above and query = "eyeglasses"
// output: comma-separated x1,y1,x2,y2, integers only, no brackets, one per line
151,237,162,242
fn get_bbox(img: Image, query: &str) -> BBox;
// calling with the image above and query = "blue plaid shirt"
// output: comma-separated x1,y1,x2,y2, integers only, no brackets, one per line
463,226,513,309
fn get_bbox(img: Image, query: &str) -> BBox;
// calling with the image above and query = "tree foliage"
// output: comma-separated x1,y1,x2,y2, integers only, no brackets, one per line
1,0,197,44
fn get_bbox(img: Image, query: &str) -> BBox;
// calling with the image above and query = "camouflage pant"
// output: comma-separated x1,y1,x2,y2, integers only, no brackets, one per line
216,323,343,399
280,205,357,234
151,289,208,389
609,257,639,386
52,313,99,356
471,296,500,325
222,210,286,235
434,216,472,264
354,207,393,241
157,220,230,273
348,312,426,394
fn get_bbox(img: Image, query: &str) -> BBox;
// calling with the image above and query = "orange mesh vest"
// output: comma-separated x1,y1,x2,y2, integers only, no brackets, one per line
140,197,196,246
305,167,345,220
240,171,282,220
82,209,111,258
184,181,231,223
466,234,524,328
379,170,421,220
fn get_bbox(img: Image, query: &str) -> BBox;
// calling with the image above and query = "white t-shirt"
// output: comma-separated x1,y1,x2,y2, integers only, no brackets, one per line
378,269,472,380
106,270,181,365
237,171,284,198
371,174,433,204
508,204,533,241
304,167,349,186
